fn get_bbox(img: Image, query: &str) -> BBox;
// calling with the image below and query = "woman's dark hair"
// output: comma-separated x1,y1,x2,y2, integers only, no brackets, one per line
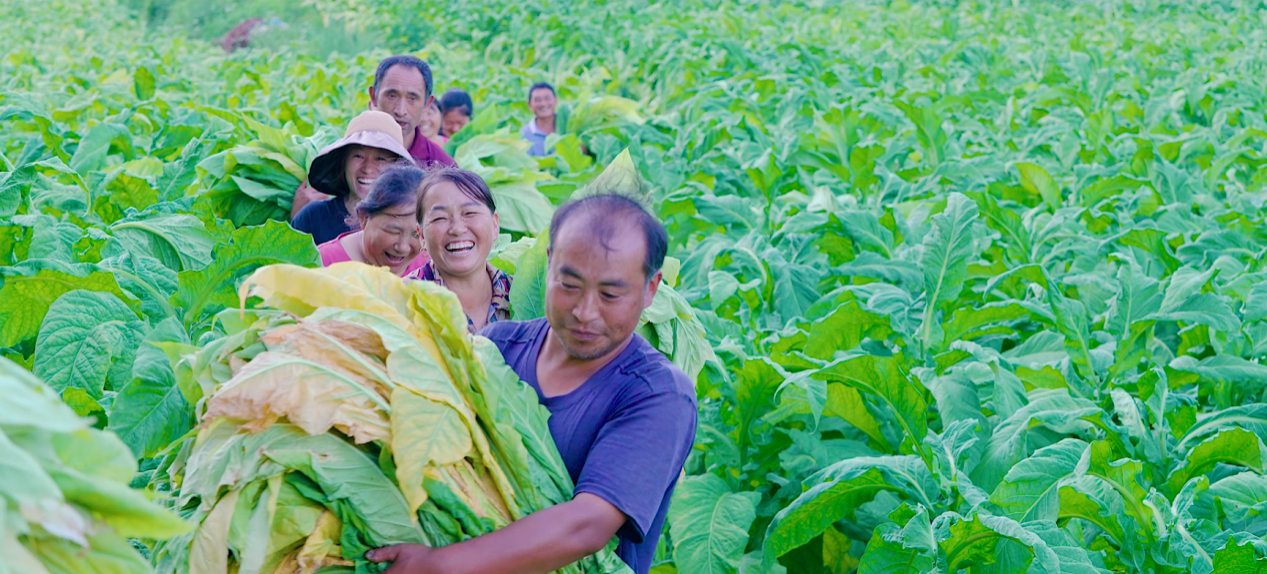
415,168,497,223
353,165,426,222
439,89,474,117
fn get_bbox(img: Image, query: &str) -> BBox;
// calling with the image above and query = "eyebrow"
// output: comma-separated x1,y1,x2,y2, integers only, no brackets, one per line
558,265,629,289
429,200,482,213
384,86,423,97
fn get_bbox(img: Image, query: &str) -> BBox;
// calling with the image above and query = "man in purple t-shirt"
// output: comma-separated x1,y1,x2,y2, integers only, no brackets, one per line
291,55,456,218
368,195,698,574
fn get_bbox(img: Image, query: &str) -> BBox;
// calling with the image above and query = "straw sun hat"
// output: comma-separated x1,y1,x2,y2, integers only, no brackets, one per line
307,110,413,198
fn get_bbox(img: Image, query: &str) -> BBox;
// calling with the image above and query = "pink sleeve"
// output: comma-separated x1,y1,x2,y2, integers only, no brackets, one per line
317,239,352,267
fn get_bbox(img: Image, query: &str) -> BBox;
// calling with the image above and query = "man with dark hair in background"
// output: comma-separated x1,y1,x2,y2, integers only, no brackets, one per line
292,55,457,219
367,194,698,574
521,81,558,157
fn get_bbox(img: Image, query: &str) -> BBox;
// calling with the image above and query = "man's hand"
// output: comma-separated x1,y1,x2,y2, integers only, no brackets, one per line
291,181,331,220
367,544,439,574
364,493,624,574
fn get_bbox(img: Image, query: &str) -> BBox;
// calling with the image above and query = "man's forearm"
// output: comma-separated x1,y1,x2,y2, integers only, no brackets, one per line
414,494,624,574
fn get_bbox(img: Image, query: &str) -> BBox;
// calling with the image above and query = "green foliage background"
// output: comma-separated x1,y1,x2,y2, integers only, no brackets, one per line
6,0,1267,572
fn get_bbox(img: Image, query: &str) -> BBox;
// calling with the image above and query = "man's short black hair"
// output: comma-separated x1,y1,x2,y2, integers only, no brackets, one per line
372,55,434,98
528,82,556,101
549,194,667,281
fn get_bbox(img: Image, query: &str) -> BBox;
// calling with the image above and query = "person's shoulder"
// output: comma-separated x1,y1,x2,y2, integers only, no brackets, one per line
295,197,337,220
414,137,456,168
479,317,548,348
316,233,352,266
617,336,697,405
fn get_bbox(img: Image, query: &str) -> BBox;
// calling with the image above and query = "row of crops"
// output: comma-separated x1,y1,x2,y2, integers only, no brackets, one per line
6,0,1267,572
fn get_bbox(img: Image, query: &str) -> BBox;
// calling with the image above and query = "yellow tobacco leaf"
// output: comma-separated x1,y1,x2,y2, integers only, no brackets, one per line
240,263,414,334
390,386,474,513
241,263,452,382
204,351,390,444
190,488,240,574
294,510,353,573
386,344,522,520
262,321,393,398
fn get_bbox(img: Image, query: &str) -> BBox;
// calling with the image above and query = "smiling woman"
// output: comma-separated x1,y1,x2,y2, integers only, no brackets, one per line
407,168,512,332
317,165,430,276
292,111,413,244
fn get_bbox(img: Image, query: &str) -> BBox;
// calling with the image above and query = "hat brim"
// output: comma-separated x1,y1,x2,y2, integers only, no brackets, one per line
308,131,413,198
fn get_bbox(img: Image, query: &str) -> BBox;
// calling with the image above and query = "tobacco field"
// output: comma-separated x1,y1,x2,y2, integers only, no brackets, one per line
5,0,1267,572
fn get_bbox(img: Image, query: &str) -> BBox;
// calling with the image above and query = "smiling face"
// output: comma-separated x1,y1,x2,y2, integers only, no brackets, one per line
545,216,661,361
358,201,422,275
369,64,431,147
420,180,498,279
419,101,442,139
529,87,557,119
342,145,399,202
441,109,470,137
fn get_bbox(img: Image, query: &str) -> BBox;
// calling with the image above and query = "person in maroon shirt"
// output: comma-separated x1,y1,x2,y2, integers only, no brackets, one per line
292,55,458,218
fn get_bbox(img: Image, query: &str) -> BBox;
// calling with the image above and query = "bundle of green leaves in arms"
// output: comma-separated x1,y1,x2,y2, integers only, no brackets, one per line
150,262,630,574
0,357,190,574
196,120,337,227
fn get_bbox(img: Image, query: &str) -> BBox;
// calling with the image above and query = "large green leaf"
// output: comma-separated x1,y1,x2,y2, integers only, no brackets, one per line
919,193,981,350
989,439,1088,522
764,456,937,562
1167,428,1266,492
973,390,1098,492
667,474,761,574
32,289,147,400
508,232,549,320
170,220,319,327
939,514,1059,574
111,212,220,272
107,318,194,458
816,354,930,459
0,267,130,348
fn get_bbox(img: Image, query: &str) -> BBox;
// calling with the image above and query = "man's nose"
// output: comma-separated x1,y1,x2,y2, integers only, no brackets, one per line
572,292,600,323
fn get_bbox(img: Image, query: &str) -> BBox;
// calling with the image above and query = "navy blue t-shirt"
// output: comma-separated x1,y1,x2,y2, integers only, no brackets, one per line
481,318,697,574
291,197,351,245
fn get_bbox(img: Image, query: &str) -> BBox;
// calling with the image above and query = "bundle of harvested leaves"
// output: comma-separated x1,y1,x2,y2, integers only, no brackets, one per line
149,262,630,574
0,358,190,574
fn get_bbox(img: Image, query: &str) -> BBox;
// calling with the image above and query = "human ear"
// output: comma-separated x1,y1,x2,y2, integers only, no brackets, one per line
643,271,662,309
367,86,378,108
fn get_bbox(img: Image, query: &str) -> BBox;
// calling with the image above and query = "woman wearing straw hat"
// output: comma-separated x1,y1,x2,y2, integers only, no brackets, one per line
291,110,413,244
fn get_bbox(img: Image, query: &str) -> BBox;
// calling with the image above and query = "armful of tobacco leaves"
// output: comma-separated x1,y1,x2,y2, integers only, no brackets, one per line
368,493,626,574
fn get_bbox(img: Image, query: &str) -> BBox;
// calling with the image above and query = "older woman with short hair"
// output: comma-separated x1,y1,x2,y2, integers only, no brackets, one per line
318,165,429,277
406,168,511,332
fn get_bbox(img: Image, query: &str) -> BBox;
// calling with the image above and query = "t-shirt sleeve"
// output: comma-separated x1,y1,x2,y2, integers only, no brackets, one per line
573,380,697,542
433,142,457,167
291,202,315,233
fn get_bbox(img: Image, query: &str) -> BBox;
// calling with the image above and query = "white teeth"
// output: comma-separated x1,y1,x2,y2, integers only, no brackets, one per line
445,241,475,252
357,178,375,185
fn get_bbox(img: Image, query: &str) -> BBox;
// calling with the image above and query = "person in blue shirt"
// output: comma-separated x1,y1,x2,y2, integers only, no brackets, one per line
367,194,698,574
521,82,558,156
